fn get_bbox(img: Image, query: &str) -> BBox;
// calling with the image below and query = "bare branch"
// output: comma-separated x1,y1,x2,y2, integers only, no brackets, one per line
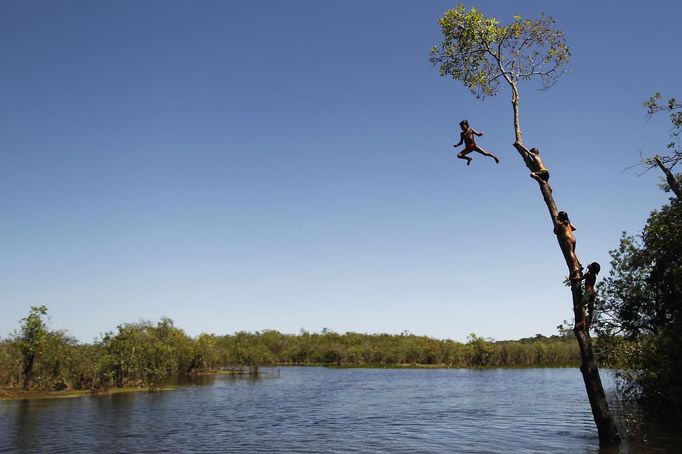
484,40,513,86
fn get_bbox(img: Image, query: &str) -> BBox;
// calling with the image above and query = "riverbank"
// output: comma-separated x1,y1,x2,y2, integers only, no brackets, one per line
0,364,578,400
323,363,578,369
0,369,265,401
0,386,177,401
1,313,584,397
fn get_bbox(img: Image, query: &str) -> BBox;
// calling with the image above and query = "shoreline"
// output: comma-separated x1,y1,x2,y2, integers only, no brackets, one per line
0,369,259,401
0,386,177,402
0,365,589,401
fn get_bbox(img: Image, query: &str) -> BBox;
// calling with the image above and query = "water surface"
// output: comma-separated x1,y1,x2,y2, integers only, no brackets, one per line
1,368,678,453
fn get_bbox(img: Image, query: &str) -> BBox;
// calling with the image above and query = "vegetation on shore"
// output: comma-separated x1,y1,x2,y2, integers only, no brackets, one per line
1,307,584,398
596,197,682,411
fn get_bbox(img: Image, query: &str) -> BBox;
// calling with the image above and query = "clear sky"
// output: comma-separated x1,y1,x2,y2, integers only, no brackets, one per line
1,1,680,342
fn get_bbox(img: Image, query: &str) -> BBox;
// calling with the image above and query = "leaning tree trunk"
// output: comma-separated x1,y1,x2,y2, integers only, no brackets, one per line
654,155,681,199
511,85,523,145
510,88,621,444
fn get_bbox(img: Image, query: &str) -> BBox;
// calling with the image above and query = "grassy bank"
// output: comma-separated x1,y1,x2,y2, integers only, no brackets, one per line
3,307,585,397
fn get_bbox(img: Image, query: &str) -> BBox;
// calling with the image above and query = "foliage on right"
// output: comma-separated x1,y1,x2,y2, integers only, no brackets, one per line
596,197,682,410
641,93,682,198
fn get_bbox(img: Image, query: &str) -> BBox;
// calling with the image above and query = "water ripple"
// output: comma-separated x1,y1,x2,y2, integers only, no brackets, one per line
0,368,678,453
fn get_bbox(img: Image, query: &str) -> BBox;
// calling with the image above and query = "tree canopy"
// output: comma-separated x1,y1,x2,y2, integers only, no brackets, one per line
17,305,48,389
429,4,570,99
644,93,682,161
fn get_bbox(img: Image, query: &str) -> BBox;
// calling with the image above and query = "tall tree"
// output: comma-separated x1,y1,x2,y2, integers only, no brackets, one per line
18,305,48,390
430,5,620,444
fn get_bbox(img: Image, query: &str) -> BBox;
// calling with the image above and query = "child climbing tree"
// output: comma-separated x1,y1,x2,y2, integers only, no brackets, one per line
430,5,621,444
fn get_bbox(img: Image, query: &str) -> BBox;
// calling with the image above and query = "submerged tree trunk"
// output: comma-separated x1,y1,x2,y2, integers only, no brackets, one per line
654,155,681,199
510,92,621,444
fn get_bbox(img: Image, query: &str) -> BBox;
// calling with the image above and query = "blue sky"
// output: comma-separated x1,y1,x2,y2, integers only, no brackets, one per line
1,0,680,342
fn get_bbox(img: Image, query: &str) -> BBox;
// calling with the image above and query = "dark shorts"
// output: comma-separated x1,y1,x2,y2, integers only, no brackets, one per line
534,169,550,181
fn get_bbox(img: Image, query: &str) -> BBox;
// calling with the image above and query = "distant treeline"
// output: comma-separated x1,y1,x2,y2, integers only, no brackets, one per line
0,307,581,393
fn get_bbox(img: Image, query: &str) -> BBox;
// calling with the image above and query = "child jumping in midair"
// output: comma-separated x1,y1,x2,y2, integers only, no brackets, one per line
454,120,500,166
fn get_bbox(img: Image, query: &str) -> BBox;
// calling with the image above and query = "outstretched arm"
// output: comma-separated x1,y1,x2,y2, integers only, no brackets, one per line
473,129,484,136
513,142,535,170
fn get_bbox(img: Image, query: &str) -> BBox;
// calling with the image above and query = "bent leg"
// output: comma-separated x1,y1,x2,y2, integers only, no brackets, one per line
531,172,553,193
457,149,473,166
474,146,500,164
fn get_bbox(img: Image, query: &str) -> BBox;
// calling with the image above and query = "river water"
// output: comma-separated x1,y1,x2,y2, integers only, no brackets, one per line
0,368,678,453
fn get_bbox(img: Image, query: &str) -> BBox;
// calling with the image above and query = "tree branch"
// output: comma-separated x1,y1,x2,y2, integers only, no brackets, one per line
654,155,682,198
484,40,513,87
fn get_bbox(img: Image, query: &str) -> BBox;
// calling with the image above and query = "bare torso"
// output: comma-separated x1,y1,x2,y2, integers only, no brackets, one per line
584,273,596,293
532,154,546,171
461,129,476,148
554,221,576,245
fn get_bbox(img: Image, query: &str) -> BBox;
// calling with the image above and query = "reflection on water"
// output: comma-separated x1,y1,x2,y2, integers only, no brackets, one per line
0,368,679,453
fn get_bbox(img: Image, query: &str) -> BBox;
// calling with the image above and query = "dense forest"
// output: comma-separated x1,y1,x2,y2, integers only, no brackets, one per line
0,307,581,394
